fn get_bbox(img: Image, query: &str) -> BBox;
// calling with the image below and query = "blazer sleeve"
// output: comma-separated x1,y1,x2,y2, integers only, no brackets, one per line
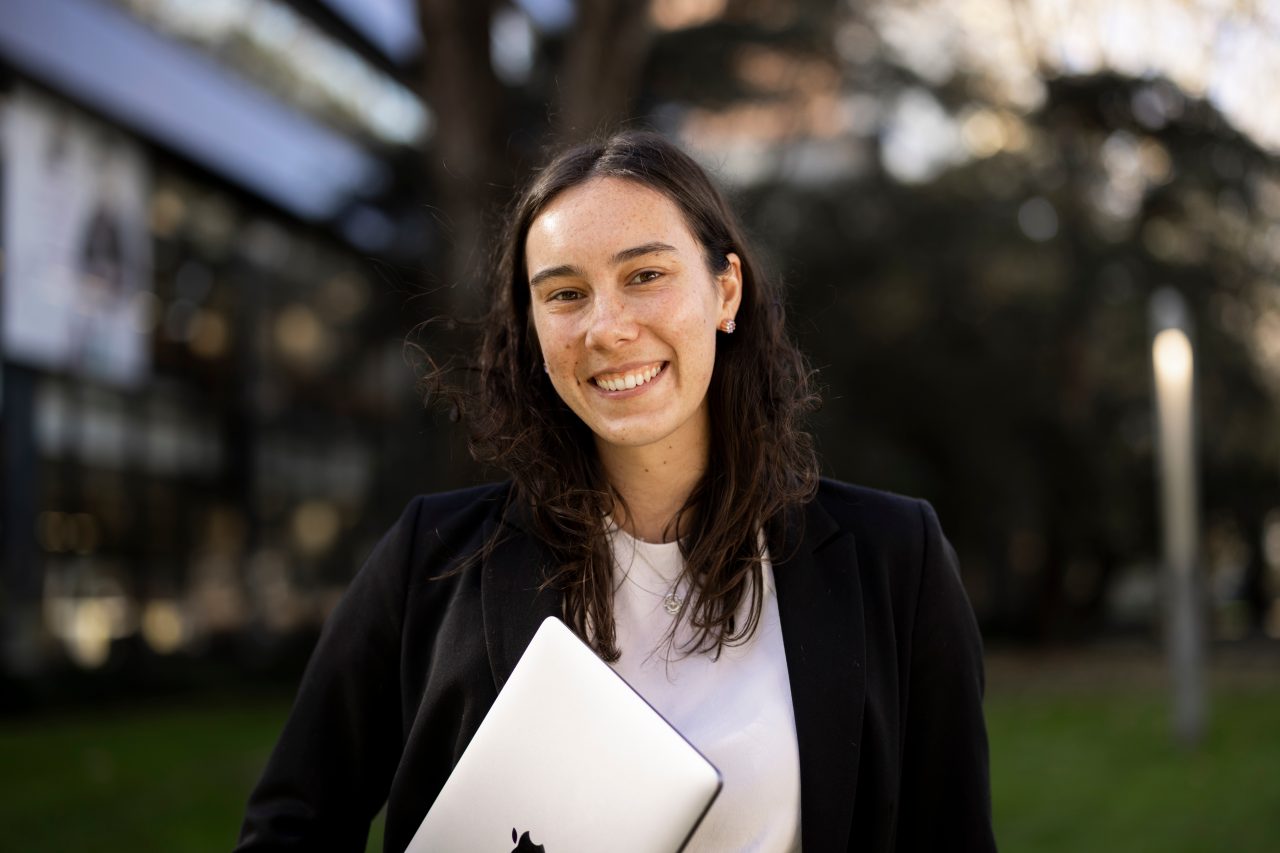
234,497,425,852
894,500,997,852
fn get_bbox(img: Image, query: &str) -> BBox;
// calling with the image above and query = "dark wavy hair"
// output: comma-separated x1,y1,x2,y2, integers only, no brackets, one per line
442,130,819,661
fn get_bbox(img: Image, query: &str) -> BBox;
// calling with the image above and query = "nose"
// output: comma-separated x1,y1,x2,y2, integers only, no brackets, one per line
584,288,638,350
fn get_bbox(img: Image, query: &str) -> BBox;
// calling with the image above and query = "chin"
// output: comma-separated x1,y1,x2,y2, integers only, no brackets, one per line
585,418,665,449
594,429,665,450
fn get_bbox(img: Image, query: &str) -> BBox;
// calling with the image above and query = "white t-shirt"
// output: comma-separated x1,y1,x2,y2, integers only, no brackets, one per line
606,523,802,853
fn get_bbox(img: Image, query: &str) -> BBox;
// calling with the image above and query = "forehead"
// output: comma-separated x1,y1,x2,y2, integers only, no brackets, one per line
524,177,698,267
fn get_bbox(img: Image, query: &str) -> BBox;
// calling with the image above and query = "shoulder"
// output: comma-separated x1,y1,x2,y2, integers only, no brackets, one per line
813,476,925,518
806,477,957,605
811,476,939,545
396,481,515,542
365,481,516,586
403,481,514,523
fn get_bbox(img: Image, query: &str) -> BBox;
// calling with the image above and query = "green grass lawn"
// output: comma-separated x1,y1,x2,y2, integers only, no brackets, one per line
1,667,1277,852
987,684,1280,852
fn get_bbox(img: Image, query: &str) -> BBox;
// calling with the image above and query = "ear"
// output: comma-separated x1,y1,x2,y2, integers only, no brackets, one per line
718,252,743,319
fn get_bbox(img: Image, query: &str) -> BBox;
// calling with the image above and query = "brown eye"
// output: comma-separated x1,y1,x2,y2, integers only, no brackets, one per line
632,270,662,284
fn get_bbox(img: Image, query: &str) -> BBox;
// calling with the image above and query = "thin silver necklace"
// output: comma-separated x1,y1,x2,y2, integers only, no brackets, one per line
619,542,684,616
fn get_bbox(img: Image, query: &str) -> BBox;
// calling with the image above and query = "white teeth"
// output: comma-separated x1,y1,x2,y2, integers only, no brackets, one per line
595,363,662,391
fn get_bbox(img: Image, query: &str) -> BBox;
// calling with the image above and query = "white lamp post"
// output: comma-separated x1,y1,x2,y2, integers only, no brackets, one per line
1150,287,1206,747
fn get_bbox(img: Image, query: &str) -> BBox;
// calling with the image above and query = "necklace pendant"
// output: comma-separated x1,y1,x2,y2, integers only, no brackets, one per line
663,592,683,615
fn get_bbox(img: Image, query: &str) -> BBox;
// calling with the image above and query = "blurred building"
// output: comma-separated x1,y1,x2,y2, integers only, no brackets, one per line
0,0,435,682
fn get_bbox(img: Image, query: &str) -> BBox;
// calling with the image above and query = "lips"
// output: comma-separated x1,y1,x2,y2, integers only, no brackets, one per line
590,361,666,392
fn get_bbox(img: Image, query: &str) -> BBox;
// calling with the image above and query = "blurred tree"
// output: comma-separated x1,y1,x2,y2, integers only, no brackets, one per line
416,0,652,315
417,0,509,315
408,0,1280,642
414,0,838,311
749,71,1280,640
557,0,653,138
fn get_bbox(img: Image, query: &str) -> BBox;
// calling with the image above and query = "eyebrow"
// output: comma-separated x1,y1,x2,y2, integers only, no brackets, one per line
529,241,678,288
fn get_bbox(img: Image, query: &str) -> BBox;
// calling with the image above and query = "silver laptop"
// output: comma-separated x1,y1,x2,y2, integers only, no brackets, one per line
407,616,722,853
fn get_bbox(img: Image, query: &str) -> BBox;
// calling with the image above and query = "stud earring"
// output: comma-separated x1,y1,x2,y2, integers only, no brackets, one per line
543,362,550,373
720,319,736,334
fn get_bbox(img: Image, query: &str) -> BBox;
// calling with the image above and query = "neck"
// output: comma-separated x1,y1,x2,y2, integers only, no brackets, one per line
597,431,708,545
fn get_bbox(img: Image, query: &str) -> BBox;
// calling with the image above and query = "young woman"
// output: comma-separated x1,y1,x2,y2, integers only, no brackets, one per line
236,131,996,852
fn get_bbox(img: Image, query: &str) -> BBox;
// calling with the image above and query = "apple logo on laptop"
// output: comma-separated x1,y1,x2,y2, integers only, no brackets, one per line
511,827,545,852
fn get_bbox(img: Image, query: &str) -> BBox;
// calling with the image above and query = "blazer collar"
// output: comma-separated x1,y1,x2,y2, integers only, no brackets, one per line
479,492,867,851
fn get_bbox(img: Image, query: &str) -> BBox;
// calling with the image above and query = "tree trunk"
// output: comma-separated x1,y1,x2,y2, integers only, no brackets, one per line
417,0,507,315
557,0,654,142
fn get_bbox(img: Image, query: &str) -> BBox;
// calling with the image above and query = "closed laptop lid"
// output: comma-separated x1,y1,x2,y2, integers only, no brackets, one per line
407,616,722,853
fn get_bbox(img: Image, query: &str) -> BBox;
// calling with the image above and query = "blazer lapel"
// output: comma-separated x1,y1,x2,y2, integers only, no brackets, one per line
773,497,867,853
480,504,563,691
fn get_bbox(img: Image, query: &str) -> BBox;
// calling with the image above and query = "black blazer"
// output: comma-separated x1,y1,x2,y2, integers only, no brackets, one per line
236,478,996,852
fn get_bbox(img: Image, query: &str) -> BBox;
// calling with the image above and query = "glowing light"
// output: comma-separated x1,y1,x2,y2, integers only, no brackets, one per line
52,595,131,669
651,0,727,30
1154,327,1193,385
142,600,186,654
291,500,341,556
68,600,112,668
274,304,326,365
960,108,1007,158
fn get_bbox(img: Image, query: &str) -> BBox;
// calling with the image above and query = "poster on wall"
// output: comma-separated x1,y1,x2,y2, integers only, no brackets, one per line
2,85,151,387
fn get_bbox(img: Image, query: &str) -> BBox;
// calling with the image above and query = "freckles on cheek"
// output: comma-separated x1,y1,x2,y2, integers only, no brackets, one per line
561,344,580,384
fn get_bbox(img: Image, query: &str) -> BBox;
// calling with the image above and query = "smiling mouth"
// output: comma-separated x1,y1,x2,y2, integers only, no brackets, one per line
591,362,667,392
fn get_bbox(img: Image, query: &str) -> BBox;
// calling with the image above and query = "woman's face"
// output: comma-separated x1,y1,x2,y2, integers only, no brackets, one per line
525,177,741,460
